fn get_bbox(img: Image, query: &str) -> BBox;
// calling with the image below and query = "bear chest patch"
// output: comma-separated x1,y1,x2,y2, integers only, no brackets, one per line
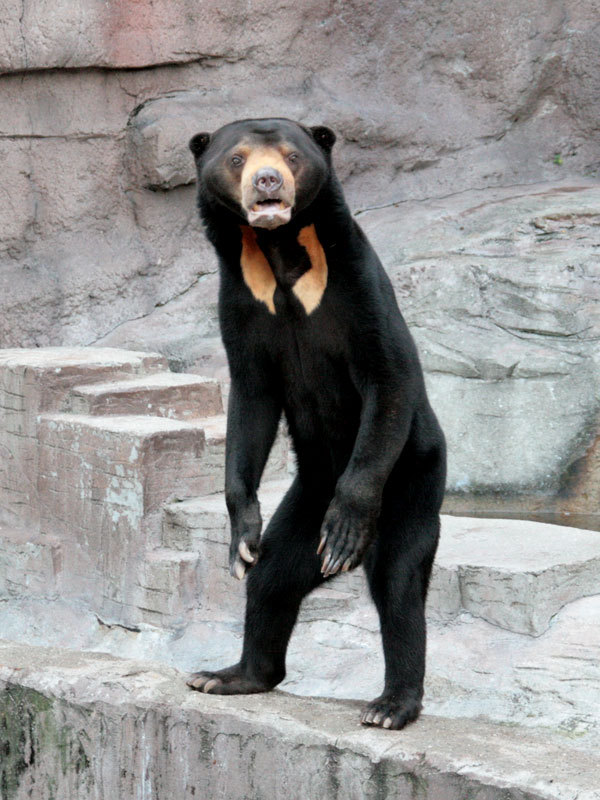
240,224,328,316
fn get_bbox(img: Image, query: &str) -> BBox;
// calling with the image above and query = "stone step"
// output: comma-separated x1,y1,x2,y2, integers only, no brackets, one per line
67,371,224,420
174,414,289,487
0,641,596,800
162,478,365,618
162,479,286,617
163,477,293,550
33,412,287,627
0,347,168,416
0,347,168,526
164,481,600,635
431,516,600,635
36,413,214,626
135,548,201,627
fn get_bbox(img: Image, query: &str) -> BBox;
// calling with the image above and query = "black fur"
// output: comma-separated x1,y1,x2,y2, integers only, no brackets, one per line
187,118,446,730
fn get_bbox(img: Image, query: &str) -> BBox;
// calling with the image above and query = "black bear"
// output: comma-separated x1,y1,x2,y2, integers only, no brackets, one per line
186,118,446,730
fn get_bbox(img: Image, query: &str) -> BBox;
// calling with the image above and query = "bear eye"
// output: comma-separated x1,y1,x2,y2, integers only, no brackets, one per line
287,152,299,164
230,154,244,167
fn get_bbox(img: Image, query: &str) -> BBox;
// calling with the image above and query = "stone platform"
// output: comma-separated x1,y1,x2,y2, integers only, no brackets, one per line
1,347,599,798
1,641,598,800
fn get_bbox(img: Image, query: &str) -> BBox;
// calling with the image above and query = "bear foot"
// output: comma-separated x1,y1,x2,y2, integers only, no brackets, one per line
187,663,277,695
360,690,422,730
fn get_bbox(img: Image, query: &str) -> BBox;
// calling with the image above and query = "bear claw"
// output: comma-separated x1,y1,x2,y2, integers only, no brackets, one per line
360,691,422,730
231,559,247,580
238,541,255,563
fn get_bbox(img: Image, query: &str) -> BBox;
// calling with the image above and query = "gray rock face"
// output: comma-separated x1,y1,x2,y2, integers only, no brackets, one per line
2,2,599,507
362,183,600,503
2,0,599,345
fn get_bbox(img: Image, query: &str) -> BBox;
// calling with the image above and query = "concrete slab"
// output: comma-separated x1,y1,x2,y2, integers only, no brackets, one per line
162,477,293,548
0,640,597,800
1,589,599,742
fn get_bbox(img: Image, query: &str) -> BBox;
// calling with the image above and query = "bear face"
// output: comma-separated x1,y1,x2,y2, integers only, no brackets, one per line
189,118,336,230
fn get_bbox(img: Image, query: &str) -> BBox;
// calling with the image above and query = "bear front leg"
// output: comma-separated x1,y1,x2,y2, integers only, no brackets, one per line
224,376,281,580
318,380,414,577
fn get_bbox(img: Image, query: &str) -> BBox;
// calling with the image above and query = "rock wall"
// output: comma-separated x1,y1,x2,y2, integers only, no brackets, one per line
1,0,599,509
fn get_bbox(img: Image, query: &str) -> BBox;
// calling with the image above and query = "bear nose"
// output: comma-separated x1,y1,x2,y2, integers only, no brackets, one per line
252,167,283,195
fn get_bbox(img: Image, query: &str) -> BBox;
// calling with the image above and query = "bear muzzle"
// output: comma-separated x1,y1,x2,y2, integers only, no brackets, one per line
241,154,295,229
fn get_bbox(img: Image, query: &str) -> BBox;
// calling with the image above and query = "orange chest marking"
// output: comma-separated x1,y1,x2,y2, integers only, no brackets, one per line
240,226,277,314
294,224,328,315
239,224,328,316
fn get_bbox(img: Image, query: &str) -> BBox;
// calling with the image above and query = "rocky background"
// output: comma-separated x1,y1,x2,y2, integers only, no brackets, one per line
1,0,599,519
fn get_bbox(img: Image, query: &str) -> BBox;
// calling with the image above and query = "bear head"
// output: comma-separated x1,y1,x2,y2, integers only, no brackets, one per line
189,118,336,230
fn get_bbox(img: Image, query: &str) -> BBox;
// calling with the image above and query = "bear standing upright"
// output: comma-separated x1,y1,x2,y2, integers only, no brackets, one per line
187,118,446,730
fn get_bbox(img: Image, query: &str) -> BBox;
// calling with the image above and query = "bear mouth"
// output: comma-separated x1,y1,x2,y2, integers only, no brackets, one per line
247,199,292,229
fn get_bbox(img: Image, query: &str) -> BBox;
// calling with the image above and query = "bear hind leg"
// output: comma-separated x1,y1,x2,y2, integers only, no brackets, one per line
188,479,328,695
361,513,440,730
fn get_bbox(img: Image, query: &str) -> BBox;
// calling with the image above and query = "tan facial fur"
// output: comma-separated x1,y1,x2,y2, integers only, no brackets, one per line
239,145,296,228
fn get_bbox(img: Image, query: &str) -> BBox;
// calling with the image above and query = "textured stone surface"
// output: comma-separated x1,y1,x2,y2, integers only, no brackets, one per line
124,3,600,200
432,516,600,635
0,347,291,628
424,596,600,738
2,0,599,351
0,525,61,599
2,578,600,743
37,413,209,624
0,347,167,526
1,641,598,800
363,182,600,505
0,0,313,72
163,478,366,618
68,371,224,419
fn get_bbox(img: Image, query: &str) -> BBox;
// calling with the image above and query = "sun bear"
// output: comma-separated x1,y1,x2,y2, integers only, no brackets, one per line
186,118,446,730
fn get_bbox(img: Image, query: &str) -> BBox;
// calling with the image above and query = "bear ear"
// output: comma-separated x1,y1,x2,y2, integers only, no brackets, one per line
189,132,211,159
310,125,336,153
